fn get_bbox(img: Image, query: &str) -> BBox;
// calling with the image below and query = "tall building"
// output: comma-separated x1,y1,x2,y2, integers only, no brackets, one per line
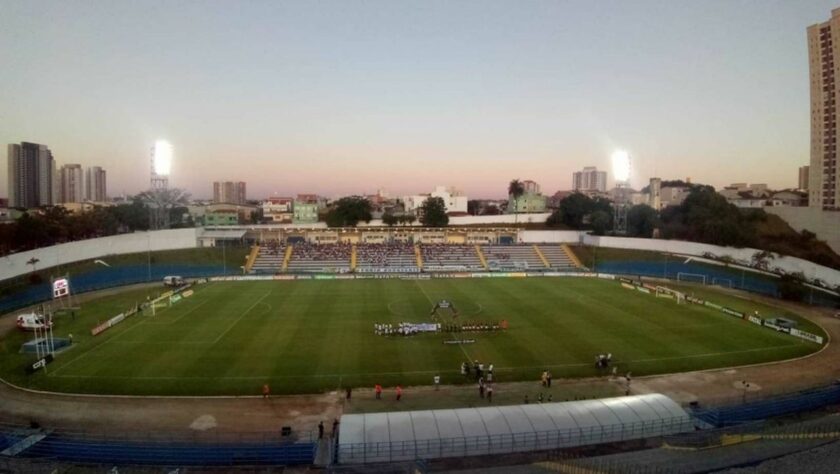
7,142,55,208
86,166,107,202
808,9,840,209
59,164,84,203
403,185,468,215
213,181,247,204
572,167,607,193
522,180,540,194
799,165,810,191
649,178,662,210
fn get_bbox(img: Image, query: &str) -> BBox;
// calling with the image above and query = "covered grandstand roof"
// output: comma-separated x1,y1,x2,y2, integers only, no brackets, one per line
337,393,693,464
198,229,247,240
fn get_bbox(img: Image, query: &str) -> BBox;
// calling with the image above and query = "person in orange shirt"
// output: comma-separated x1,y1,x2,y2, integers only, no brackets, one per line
396,385,403,401
375,384,382,400
262,384,270,399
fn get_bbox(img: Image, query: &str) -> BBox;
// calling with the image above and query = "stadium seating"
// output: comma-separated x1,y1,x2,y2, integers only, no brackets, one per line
355,243,418,273
537,245,578,269
483,245,545,270
251,243,286,274
421,244,484,271
286,243,351,273
1,430,317,466
690,384,840,427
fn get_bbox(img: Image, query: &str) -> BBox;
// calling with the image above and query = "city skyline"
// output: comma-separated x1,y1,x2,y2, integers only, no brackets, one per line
1,0,835,199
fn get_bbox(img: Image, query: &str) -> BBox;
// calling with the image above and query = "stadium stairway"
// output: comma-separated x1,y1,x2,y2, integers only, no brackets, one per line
562,244,586,270
415,244,424,269
282,245,293,271
533,245,551,268
475,245,488,269
244,245,260,273
538,245,582,270
351,244,357,271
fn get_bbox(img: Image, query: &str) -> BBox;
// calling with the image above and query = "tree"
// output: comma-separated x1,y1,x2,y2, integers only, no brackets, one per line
557,192,594,228
420,197,449,227
467,200,480,216
590,211,611,235
778,274,806,301
382,212,398,227
508,179,525,223
325,196,372,227
627,204,658,238
400,214,417,226
659,186,759,247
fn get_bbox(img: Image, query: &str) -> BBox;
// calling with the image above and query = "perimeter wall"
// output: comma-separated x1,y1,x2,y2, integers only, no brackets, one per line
0,229,199,281
2,227,838,288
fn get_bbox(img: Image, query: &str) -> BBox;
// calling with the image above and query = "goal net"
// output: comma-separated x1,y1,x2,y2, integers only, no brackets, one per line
677,272,707,284
144,293,172,316
656,286,685,304
712,277,733,288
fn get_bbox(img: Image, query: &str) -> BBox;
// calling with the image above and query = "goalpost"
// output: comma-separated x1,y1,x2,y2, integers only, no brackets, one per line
712,277,733,288
145,293,172,316
677,272,707,285
656,286,685,304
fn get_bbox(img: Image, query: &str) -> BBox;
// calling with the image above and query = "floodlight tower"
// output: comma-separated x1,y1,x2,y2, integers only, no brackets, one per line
151,140,172,190
612,150,631,234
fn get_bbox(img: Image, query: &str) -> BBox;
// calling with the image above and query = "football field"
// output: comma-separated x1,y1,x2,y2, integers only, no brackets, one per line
0,277,824,396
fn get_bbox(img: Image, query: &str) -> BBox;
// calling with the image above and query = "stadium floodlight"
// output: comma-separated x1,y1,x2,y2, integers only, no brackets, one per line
153,140,173,176
611,149,631,184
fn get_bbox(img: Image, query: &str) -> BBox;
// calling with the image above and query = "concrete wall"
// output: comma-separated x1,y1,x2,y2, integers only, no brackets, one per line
584,235,840,288
3,226,838,288
765,206,840,254
0,228,199,281
519,230,584,243
357,213,552,227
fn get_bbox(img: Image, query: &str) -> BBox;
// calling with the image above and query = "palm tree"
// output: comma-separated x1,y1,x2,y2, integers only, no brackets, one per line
508,179,525,225
26,257,40,273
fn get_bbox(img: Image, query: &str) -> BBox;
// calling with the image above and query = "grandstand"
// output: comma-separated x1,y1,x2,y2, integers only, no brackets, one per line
286,242,351,273
421,244,485,271
247,242,585,274
250,243,286,274
355,243,418,273
537,244,580,269
483,244,545,270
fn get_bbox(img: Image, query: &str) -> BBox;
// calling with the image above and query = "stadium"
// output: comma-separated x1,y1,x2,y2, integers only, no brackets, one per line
1,226,839,471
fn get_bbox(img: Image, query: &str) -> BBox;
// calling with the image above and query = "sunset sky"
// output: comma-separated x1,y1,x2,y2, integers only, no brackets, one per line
0,0,834,199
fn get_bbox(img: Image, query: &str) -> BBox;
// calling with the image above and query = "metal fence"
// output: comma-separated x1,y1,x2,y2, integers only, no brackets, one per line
0,422,317,467
337,416,694,465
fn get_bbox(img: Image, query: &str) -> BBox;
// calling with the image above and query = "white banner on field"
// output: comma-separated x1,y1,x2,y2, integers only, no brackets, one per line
790,328,824,344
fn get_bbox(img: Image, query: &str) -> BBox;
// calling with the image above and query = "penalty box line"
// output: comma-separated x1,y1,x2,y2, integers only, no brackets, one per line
47,343,800,380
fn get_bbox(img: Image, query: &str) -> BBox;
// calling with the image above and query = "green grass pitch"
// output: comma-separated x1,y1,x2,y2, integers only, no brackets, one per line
0,277,825,396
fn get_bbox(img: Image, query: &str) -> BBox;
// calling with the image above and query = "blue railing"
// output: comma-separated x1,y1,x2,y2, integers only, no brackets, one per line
0,264,236,314
691,384,840,427
17,436,316,466
0,426,316,467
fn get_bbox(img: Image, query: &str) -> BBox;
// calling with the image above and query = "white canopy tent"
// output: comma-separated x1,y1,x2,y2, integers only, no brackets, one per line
337,393,693,464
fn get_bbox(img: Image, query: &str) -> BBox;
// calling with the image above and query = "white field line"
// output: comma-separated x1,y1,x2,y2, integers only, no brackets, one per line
47,343,799,380
143,299,213,325
49,313,149,375
211,293,272,344
414,280,473,363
